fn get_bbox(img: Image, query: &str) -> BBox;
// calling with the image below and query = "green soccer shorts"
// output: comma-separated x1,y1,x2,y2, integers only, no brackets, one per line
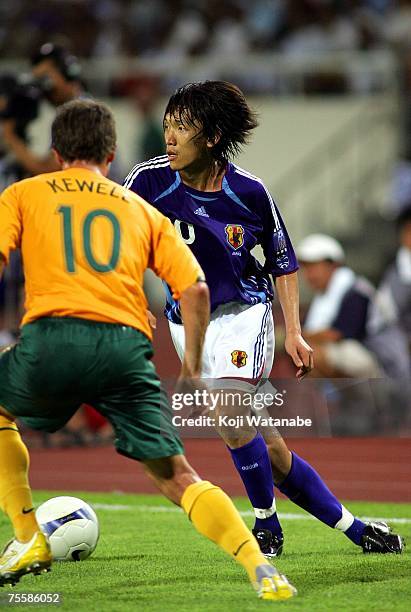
0,317,183,461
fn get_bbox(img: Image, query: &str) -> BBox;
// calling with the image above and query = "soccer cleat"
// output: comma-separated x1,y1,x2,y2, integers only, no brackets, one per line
252,528,284,558
255,564,297,601
361,521,404,554
0,532,52,587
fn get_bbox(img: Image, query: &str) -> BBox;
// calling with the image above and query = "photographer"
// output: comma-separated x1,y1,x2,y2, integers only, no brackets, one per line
0,74,34,189
0,43,84,177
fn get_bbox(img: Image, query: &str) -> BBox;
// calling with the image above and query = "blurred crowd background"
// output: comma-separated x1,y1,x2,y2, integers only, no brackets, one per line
0,0,410,443
1,0,411,62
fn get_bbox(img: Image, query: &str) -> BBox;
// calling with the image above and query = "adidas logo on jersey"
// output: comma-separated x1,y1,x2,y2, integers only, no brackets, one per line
194,206,209,217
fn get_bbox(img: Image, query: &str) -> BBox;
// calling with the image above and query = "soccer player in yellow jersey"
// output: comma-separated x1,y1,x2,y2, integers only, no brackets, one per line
0,99,296,600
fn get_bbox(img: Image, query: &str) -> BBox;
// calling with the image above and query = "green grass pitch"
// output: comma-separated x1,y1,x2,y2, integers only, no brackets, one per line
0,492,410,611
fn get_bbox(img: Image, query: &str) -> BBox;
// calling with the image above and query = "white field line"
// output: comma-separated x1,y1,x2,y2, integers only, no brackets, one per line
92,503,411,524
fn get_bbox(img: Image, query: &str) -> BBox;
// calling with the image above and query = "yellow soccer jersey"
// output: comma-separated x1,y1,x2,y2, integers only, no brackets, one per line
0,167,204,339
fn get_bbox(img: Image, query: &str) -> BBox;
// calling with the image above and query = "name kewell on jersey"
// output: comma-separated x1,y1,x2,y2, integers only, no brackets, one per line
46,178,129,200
172,415,312,428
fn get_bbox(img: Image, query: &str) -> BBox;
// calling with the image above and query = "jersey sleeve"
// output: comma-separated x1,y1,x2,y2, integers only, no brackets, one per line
147,207,205,298
257,184,298,278
123,165,152,202
0,183,22,263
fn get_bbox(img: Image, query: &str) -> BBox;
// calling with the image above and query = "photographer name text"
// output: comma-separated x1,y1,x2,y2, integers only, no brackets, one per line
172,415,312,428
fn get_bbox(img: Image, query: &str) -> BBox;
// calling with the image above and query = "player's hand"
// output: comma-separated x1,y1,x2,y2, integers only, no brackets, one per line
284,331,314,380
175,370,209,416
147,309,157,329
177,364,203,390
177,361,209,392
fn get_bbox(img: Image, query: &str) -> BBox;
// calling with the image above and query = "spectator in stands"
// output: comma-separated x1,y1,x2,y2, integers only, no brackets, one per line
280,0,359,57
0,0,408,63
377,206,411,348
161,6,208,60
297,233,380,378
206,1,251,59
244,0,286,51
296,233,410,379
383,0,411,50
390,151,411,215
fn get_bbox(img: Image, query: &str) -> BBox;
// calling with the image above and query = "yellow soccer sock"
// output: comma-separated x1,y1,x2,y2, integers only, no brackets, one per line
181,480,268,584
0,415,39,543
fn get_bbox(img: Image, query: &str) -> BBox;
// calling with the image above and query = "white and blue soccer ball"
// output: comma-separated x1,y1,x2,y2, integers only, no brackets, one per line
35,496,99,562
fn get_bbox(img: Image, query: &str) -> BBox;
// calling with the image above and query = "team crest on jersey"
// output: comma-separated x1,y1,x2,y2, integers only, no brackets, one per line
225,225,244,250
231,350,248,368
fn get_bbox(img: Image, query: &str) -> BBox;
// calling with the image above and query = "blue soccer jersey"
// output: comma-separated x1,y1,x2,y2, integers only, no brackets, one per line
124,155,298,323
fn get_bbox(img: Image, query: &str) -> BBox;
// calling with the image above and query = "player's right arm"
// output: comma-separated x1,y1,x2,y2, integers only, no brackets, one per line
0,183,22,280
179,281,209,378
146,206,210,378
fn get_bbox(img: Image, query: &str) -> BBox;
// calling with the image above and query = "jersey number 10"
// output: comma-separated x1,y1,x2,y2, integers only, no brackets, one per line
58,206,121,273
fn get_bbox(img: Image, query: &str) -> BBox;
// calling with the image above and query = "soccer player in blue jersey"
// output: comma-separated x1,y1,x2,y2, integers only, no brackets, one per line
124,81,403,557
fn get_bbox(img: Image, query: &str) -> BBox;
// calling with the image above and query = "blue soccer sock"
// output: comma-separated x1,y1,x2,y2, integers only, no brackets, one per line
228,432,282,536
277,452,366,545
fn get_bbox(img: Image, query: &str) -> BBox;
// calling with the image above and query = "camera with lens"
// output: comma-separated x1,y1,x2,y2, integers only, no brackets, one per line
0,44,82,145
0,73,52,141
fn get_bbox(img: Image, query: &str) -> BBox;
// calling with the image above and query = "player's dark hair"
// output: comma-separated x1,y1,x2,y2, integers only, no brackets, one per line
51,99,116,164
164,81,259,162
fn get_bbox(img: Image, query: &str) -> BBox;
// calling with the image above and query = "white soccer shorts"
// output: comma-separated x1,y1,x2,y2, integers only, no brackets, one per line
169,301,274,391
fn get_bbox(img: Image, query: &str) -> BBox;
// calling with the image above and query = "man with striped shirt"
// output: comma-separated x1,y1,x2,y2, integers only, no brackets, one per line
124,81,403,557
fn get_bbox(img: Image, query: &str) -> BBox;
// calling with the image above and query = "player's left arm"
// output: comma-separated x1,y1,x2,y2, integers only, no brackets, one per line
257,184,313,378
275,272,314,379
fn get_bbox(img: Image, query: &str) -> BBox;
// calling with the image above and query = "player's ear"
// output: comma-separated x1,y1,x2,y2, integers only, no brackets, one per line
206,131,221,148
52,148,64,168
106,150,115,164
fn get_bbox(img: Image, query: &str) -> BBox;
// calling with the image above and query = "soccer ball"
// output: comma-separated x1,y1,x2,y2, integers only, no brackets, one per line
35,496,99,562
